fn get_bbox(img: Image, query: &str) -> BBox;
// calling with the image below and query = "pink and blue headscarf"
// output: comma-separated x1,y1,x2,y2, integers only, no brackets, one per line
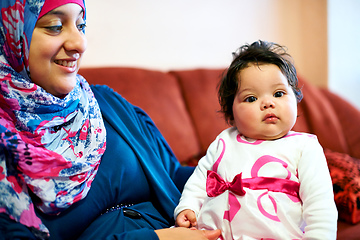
0,0,106,238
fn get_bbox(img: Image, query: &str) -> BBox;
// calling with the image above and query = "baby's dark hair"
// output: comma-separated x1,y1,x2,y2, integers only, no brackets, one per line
218,40,303,125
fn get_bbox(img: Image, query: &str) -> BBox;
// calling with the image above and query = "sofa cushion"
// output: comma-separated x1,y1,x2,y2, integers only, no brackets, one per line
292,77,349,154
325,148,360,224
78,67,201,164
170,69,229,158
320,89,360,159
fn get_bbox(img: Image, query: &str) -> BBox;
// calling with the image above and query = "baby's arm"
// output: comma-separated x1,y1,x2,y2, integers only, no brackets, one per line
175,209,197,228
299,136,338,239
174,137,222,225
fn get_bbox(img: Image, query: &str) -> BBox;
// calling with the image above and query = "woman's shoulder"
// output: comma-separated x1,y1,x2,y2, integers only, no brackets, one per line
90,84,131,109
90,84,119,97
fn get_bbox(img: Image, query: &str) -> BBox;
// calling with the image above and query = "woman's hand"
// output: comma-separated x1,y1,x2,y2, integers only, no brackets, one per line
155,227,221,240
176,209,197,228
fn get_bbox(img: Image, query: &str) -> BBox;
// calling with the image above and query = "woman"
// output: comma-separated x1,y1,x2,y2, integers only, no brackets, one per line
0,0,220,239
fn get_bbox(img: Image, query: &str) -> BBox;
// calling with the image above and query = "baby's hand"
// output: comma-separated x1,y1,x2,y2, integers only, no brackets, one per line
175,209,197,228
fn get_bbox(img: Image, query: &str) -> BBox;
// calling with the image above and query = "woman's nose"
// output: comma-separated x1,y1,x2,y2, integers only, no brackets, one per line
64,27,87,54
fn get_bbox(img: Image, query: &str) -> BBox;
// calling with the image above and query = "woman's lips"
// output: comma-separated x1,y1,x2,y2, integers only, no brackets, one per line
55,59,76,68
54,59,77,73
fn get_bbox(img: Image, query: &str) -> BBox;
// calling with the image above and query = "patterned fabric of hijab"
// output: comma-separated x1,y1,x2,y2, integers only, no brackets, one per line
0,0,106,238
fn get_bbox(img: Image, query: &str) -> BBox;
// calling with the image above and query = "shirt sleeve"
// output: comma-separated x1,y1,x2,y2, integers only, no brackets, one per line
174,136,221,218
100,229,159,240
297,136,338,239
133,105,194,192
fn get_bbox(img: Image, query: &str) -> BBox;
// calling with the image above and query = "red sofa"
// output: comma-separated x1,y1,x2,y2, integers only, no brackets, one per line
79,67,360,239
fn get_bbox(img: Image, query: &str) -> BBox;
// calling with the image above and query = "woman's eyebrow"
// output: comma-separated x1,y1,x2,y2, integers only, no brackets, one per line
47,8,84,17
47,10,66,16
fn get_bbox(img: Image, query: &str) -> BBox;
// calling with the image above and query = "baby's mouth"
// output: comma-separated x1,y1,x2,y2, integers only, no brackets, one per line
55,60,76,68
263,113,279,122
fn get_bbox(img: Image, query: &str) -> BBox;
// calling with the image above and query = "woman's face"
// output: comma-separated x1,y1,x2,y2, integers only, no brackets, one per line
29,3,87,98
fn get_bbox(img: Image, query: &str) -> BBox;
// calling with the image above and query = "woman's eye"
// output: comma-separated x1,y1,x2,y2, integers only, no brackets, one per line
244,96,257,102
274,91,285,98
77,23,87,32
45,25,62,33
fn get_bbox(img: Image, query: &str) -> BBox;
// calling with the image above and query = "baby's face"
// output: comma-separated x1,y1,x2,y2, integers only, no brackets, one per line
232,63,298,140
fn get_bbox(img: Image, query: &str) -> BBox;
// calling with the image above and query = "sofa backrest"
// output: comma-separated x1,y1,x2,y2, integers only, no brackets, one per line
170,69,229,158
79,67,360,165
78,67,202,164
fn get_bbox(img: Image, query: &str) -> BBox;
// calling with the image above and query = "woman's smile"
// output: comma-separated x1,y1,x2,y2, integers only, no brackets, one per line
55,59,77,68
54,58,78,72
28,3,87,97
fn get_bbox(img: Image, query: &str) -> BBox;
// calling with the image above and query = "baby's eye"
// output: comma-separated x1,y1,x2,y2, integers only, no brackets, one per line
244,96,257,102
274,91,285,98
77,23,87,32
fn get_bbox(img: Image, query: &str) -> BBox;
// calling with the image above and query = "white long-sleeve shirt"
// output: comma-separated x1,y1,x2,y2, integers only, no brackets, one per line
174,127,337,240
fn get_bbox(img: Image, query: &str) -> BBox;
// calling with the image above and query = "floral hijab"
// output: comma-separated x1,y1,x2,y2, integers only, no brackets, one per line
0,0,106,238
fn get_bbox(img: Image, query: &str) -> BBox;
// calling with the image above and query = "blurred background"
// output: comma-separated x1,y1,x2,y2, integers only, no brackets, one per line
82,0,360,110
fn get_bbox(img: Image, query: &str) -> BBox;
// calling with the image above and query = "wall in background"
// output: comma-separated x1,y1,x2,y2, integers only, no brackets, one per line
328,0,360,109
82,0,359,109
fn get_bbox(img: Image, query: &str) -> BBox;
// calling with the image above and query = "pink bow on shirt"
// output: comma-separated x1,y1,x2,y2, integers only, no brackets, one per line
206,170,246,197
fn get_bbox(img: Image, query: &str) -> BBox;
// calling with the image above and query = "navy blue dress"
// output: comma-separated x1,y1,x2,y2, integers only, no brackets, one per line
0,85,194,240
